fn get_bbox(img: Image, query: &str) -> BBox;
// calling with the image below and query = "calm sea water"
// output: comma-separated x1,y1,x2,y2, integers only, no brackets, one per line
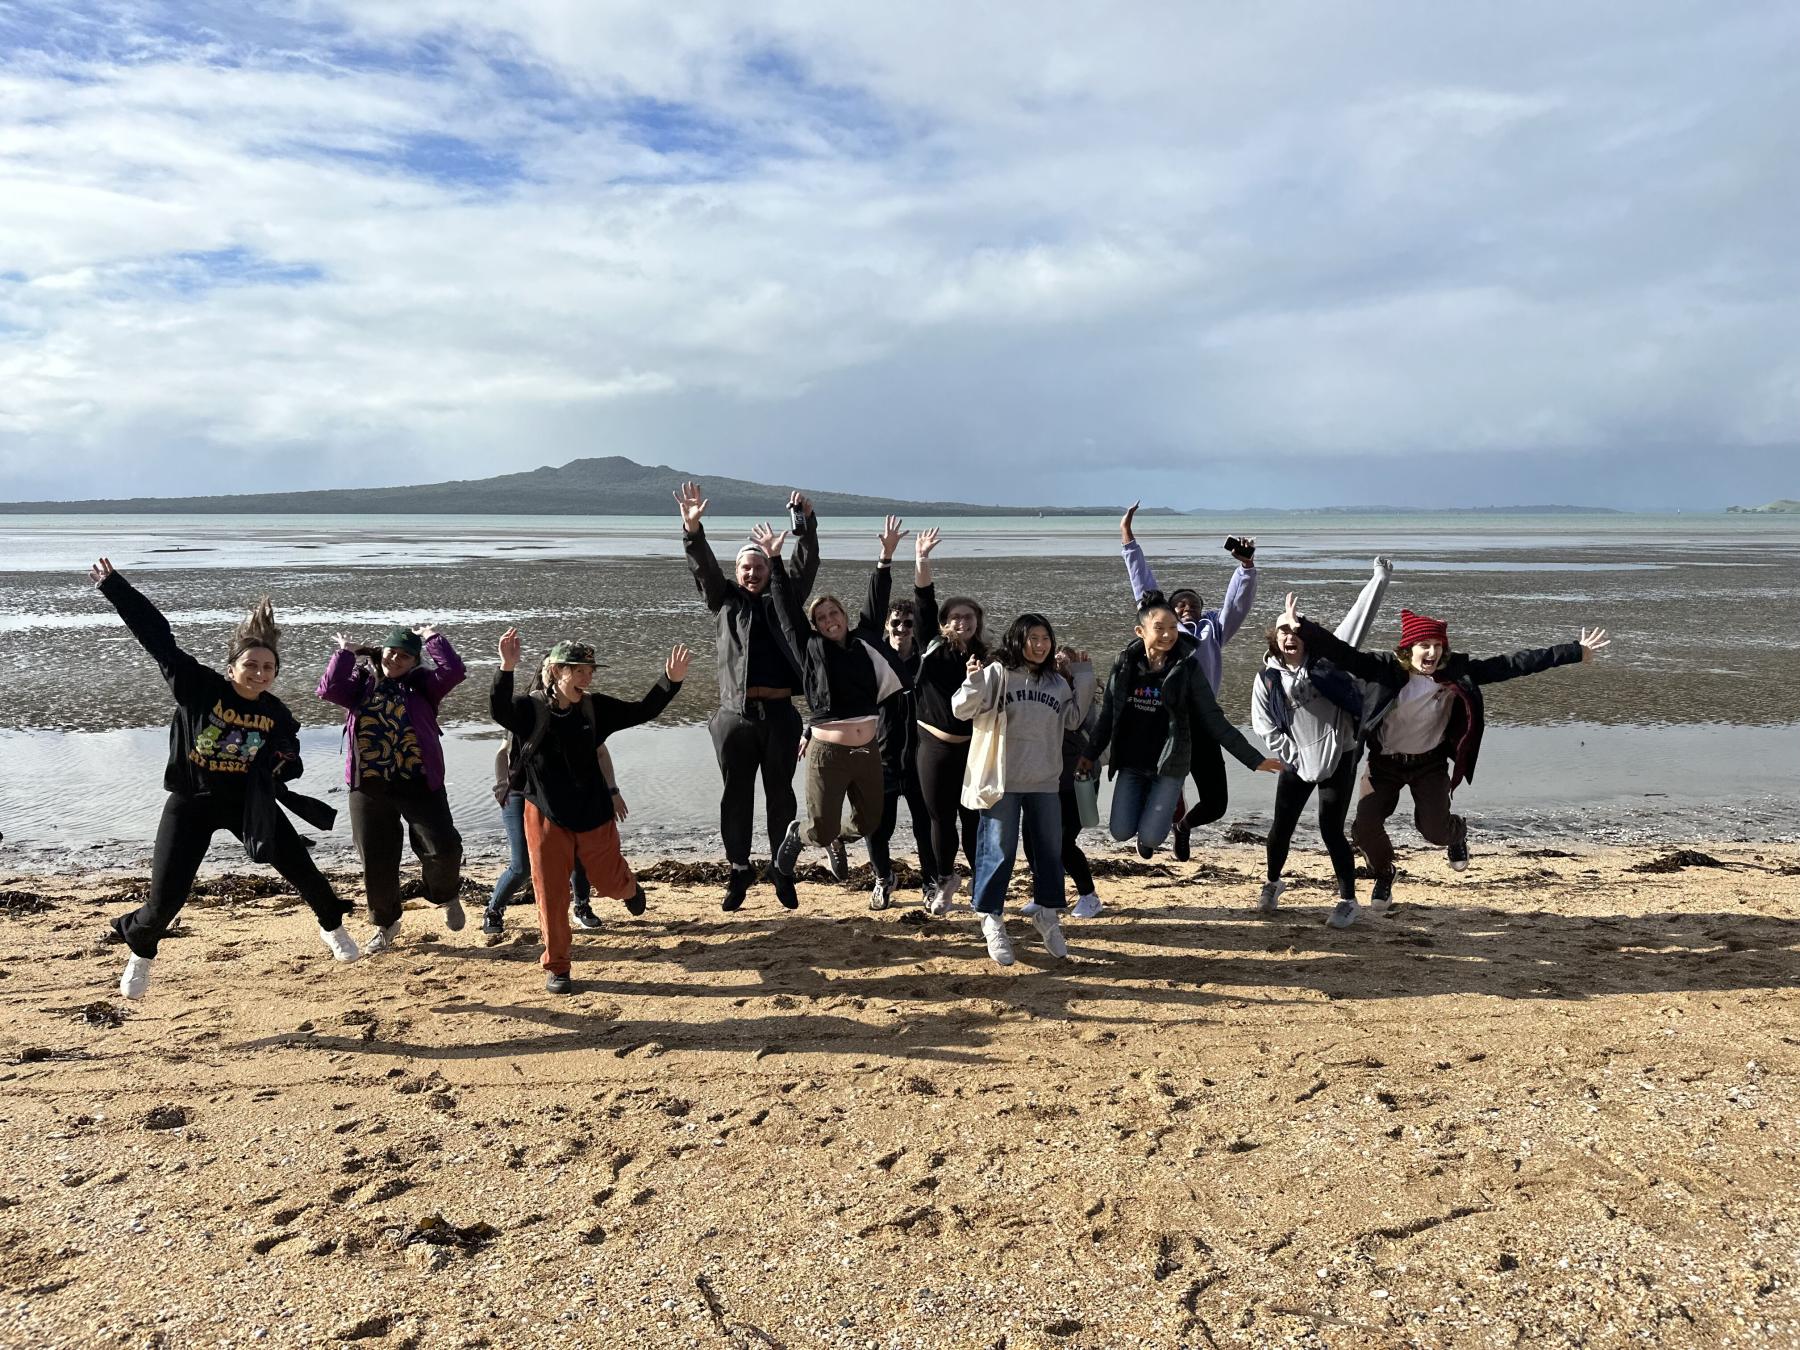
2,510,1797,866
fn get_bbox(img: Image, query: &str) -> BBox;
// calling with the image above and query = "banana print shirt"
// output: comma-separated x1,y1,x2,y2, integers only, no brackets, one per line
354,680,424,784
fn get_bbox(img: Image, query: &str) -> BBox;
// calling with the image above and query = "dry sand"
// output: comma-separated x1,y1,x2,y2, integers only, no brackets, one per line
2,841,1797,1349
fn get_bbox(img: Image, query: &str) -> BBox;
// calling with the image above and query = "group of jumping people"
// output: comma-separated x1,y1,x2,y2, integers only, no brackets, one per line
89,486,1609,998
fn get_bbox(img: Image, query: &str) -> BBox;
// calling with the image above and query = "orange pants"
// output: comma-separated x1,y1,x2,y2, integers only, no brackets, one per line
522,802,636,976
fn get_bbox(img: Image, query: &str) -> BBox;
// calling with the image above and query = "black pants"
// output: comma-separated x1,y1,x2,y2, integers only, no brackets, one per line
115,792,347,959
915,732,979,884
1022,782,1094,896
708,699,802,867
1180,739,1230,829
869,759,938,883
348,780,464,927
1266,755,1358,898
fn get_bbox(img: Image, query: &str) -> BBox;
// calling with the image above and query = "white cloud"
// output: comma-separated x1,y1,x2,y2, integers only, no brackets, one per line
0,1,1796,506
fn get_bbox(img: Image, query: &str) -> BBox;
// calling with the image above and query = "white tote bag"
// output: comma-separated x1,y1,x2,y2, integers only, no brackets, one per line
960,706,1006,811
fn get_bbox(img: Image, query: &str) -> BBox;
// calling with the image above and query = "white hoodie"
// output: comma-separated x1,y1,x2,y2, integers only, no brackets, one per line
952,660,1096,795
1251,560,1391,783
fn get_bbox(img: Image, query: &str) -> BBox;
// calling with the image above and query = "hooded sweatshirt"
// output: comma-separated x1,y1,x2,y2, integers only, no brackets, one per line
1122,543,1255,694
1088,632,1265,781
951,660,1096,796
1252,560,1392,783
316,634,466,790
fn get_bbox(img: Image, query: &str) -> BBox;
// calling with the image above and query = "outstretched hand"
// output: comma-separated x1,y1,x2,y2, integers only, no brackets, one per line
674,481,709,532
1255,757,1285,774
1578,627,1611,660
877,514,909,561
665,643,692,682
750,521,788,559
916,527,941,559
417,625,440,641
497,626,521,671
1282,592,1303,630
333,632,355,652
1120,501,1140,546
88,557,115,587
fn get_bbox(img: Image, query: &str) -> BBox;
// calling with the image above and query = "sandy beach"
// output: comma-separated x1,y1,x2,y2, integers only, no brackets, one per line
2,840,1796,1349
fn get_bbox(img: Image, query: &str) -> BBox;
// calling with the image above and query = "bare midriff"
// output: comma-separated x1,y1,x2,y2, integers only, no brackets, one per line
812,716,878,747
916,720,971,745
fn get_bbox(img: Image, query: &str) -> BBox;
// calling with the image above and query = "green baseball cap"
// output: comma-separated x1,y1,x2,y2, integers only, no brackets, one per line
546,640,597,667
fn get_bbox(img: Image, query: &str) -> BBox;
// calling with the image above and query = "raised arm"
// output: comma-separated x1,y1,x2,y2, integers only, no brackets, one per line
857,515,904,634
316,639,374,710
1333,557,1393,647
489,628,538,735
1214,544,1258,643
950,658,1002,720
676,481,734,613
593,645,690,735
1289,594,1403,688
418,629,466,705
759,530,813,669
787,491,821,601
914,526,939,591
1461,630,1603,686
91,560,216,706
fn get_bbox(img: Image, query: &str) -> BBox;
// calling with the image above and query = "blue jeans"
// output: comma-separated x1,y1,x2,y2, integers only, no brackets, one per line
1109,768,1184,850
972,791,1065,915
489,792,588,911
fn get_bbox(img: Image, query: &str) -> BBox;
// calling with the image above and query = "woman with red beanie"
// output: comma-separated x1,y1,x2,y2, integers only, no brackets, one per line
1276,593,1610,927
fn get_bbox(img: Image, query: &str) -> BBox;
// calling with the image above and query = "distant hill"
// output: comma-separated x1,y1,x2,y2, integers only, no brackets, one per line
1186,504,1624,516
1726,500,1800,514
0,456,1162,518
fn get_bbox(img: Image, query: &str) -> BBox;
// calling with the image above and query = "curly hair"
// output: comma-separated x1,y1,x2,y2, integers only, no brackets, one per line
997,612,1057,675
228,596,282,671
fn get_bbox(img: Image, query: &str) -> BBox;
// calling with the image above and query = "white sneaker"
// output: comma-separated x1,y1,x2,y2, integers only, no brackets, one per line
1020,900,1044,917
119,953,153,1000
365,921,400,955
320,925,361,963
1030,908,1068,959
976,913,1015,967
1070,893,1102,919
938,871,963,910
1257,879,1288,915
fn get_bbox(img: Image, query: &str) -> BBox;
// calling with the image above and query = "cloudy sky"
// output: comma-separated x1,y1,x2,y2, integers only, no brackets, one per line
1,2,1795,509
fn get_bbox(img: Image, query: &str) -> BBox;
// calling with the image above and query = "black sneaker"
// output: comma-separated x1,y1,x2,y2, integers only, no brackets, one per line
481,907,504,942
571,902,601,930
722,866,754,913
1447,820,1470,872
1369,870,1396,916
545,972,573,995
623,884,647,917
773,871,800,910
1171,820,1191,862
774,821,805,877
827,838,849,882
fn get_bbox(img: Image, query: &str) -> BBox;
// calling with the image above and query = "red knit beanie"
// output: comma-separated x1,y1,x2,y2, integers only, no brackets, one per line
1399,609,1448,649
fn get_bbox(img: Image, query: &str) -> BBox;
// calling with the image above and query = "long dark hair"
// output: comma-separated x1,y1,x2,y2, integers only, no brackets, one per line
998,612,1057,676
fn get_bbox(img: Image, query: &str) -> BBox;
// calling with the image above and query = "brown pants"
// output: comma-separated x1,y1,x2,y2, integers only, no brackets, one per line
1352,753,1464,877
522,802,636,976
801,739,884,846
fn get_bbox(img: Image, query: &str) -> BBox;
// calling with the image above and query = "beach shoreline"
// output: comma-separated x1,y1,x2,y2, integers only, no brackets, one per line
3,840,1796,1348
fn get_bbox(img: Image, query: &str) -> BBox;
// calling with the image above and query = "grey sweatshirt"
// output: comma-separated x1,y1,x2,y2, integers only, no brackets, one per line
1251,559,1392,783
951,660,1096,796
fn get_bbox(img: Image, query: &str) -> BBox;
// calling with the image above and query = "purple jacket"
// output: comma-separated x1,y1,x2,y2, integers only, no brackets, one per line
316,635,466,791
1122,541,1256,695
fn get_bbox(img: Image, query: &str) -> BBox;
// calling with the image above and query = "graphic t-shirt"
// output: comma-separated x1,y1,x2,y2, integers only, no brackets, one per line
188,693,277,790
354,680,424,783
1111,661,1172,772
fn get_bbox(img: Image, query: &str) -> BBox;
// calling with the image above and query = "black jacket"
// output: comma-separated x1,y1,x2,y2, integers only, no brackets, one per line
767,557,899,726
491,670,681,831
99,570,334,861
1295,618,1583,788
1089,632,1265,779
684,517,818,713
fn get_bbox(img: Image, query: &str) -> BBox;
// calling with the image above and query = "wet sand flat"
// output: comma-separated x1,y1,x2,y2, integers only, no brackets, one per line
2,843,1796,1348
